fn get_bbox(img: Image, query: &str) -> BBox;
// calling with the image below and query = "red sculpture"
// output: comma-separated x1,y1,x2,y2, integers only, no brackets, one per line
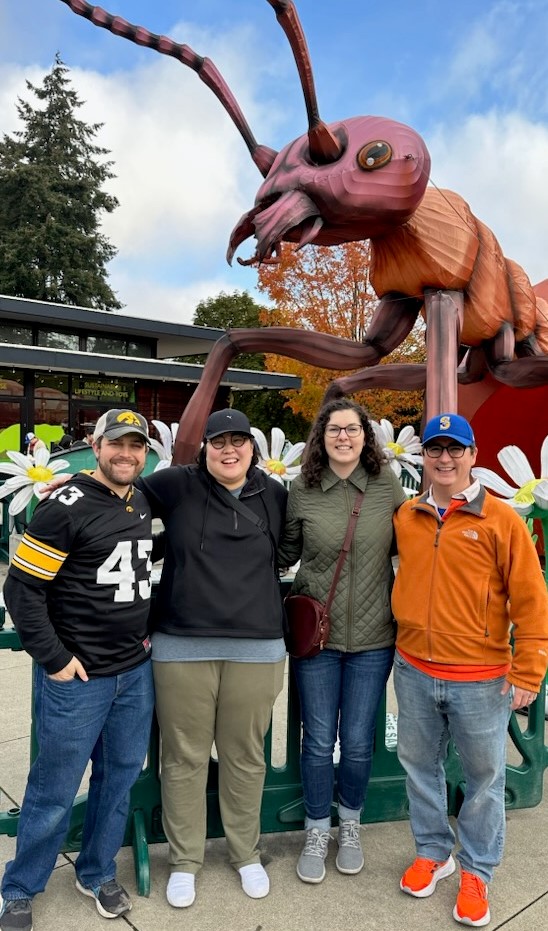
59,0,548,464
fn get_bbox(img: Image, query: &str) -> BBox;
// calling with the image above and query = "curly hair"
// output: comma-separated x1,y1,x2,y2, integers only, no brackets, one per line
301,399,383,487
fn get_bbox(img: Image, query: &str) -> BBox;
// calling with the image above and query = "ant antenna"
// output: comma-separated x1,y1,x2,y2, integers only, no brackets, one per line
58,0,278,177
267,1,343,164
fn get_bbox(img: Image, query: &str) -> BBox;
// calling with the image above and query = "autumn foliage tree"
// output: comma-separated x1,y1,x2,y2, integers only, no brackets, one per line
257,241,425,427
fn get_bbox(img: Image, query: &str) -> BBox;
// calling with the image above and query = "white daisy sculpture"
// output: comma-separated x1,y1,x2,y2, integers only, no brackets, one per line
473,437,548,519
150,419,178,471
0,447,70,516
473,436,548,589
251,427,305,486
372,419,423,486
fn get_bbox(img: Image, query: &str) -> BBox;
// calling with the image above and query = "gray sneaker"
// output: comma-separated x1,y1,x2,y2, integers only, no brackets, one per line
0,896,32,931
336,819,364,874
76,878,132,918
297,828,330,883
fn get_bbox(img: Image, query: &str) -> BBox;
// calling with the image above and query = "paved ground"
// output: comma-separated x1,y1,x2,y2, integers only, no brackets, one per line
1,563,548,930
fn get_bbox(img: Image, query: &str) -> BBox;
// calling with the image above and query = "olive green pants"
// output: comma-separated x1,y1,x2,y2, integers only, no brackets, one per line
153,659,285,874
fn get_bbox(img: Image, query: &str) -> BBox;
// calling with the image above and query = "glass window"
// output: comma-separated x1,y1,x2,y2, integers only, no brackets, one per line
34,374,69,395
86,336,153,358
35,374,69,427
128,340,153,358
0,368,24,394
0,400,22,459
87,336,127,356
38,330,80,351
0,324,32,345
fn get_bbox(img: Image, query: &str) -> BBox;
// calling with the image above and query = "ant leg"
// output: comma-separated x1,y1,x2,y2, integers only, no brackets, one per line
322,363,426,404
424,288,464,418
485,325,548,386
457,346,488,384
173,295,421,464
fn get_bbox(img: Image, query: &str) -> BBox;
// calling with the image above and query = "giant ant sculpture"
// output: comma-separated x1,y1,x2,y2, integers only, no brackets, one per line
60,0,548,464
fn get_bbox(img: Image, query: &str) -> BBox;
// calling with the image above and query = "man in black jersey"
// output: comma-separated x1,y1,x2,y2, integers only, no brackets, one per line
0,410,155,931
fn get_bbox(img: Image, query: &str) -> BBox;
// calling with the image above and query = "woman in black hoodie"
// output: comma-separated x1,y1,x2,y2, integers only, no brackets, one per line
138,409,287,909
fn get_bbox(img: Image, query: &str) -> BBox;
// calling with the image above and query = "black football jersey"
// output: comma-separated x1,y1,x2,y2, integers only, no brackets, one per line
4,473,153,676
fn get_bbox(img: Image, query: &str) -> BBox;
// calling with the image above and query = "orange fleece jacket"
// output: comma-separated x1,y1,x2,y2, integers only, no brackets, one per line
392,487,548,692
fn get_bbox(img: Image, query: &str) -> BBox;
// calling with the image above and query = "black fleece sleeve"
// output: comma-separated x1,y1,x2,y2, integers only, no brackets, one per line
3,574,73,673
136,465,188,520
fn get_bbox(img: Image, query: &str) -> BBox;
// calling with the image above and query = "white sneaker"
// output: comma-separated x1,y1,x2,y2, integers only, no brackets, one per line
238,863,270,898
166,872,196,908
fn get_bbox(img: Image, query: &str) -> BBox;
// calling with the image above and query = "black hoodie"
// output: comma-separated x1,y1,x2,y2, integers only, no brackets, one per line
137,464,287,638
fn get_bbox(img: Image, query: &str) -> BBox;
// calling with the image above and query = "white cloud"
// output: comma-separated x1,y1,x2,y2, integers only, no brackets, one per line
111,272,249,325
0,21,284,317
68,21,278,265
0,64,48,132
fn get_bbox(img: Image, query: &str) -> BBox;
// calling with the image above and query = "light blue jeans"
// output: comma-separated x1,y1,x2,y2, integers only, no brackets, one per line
1,661,154,901
293,646,394,825
393,650,512,883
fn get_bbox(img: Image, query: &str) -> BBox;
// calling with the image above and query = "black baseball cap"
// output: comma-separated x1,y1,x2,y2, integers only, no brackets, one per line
204,409,252,440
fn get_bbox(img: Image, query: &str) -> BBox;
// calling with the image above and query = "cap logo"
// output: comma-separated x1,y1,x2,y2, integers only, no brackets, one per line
439,416,451,430
116,411,141,426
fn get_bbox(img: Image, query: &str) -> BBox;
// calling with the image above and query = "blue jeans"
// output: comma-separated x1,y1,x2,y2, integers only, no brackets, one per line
393,651,512,883
293,646,394,823
2,661,154,901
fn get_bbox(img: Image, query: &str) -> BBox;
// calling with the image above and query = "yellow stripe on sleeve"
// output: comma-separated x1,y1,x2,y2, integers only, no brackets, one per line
12,533,68,581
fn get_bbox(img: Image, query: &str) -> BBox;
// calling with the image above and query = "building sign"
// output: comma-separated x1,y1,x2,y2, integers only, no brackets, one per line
73,377,135,403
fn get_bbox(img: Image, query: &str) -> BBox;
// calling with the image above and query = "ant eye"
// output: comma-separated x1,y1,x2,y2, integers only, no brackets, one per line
357,141,392,171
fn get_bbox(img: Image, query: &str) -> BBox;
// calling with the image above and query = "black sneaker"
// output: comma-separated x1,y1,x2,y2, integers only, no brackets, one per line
0,896,33,931
75,879,132,918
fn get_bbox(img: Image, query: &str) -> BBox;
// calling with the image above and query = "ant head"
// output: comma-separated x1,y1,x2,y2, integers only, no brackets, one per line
60,1,430,266
228,114,430,265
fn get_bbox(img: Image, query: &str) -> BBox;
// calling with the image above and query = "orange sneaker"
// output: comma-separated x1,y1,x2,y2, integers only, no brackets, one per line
453,871,490,926
400,855,455,897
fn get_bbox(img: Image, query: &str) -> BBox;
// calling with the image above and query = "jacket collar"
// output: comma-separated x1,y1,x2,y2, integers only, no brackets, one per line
411,484,487,518
240,466,268,498
321,463,369,493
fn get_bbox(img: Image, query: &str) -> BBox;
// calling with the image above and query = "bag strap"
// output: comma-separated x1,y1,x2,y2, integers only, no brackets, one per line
212,481,280,576
212,482,268,533
323,490,365,615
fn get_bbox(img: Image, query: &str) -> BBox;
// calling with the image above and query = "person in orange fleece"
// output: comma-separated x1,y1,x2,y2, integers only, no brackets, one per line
392,413,548,928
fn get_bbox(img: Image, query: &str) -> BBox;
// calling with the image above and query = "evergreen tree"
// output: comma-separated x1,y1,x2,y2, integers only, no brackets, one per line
0,54,121,310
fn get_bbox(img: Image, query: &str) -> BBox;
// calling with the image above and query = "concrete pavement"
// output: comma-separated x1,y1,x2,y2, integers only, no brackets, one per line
1,613,548,930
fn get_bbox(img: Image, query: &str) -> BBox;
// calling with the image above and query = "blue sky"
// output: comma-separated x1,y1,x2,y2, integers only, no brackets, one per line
1,0,548,322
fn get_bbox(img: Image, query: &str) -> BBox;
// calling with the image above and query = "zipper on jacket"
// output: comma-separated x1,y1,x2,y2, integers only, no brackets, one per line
426,520,443,659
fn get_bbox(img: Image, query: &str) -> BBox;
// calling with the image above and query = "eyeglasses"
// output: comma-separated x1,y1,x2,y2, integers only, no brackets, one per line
424,444,469,459
325,423,363,438
209,433,250,449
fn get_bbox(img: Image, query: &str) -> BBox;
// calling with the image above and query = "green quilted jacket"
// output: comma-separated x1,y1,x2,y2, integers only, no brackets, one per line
279,464,407,652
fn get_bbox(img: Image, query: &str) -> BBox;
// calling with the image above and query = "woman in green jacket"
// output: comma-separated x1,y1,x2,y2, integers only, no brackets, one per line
279,399,406,884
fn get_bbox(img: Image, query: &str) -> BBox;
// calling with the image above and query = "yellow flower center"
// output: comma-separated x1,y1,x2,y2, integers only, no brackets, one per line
27,465,54,483
266,459,286,476
514,478,542,505
387,441,405,457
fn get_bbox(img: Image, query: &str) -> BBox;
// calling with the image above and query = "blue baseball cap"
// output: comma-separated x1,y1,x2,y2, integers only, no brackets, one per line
422,413,475,446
